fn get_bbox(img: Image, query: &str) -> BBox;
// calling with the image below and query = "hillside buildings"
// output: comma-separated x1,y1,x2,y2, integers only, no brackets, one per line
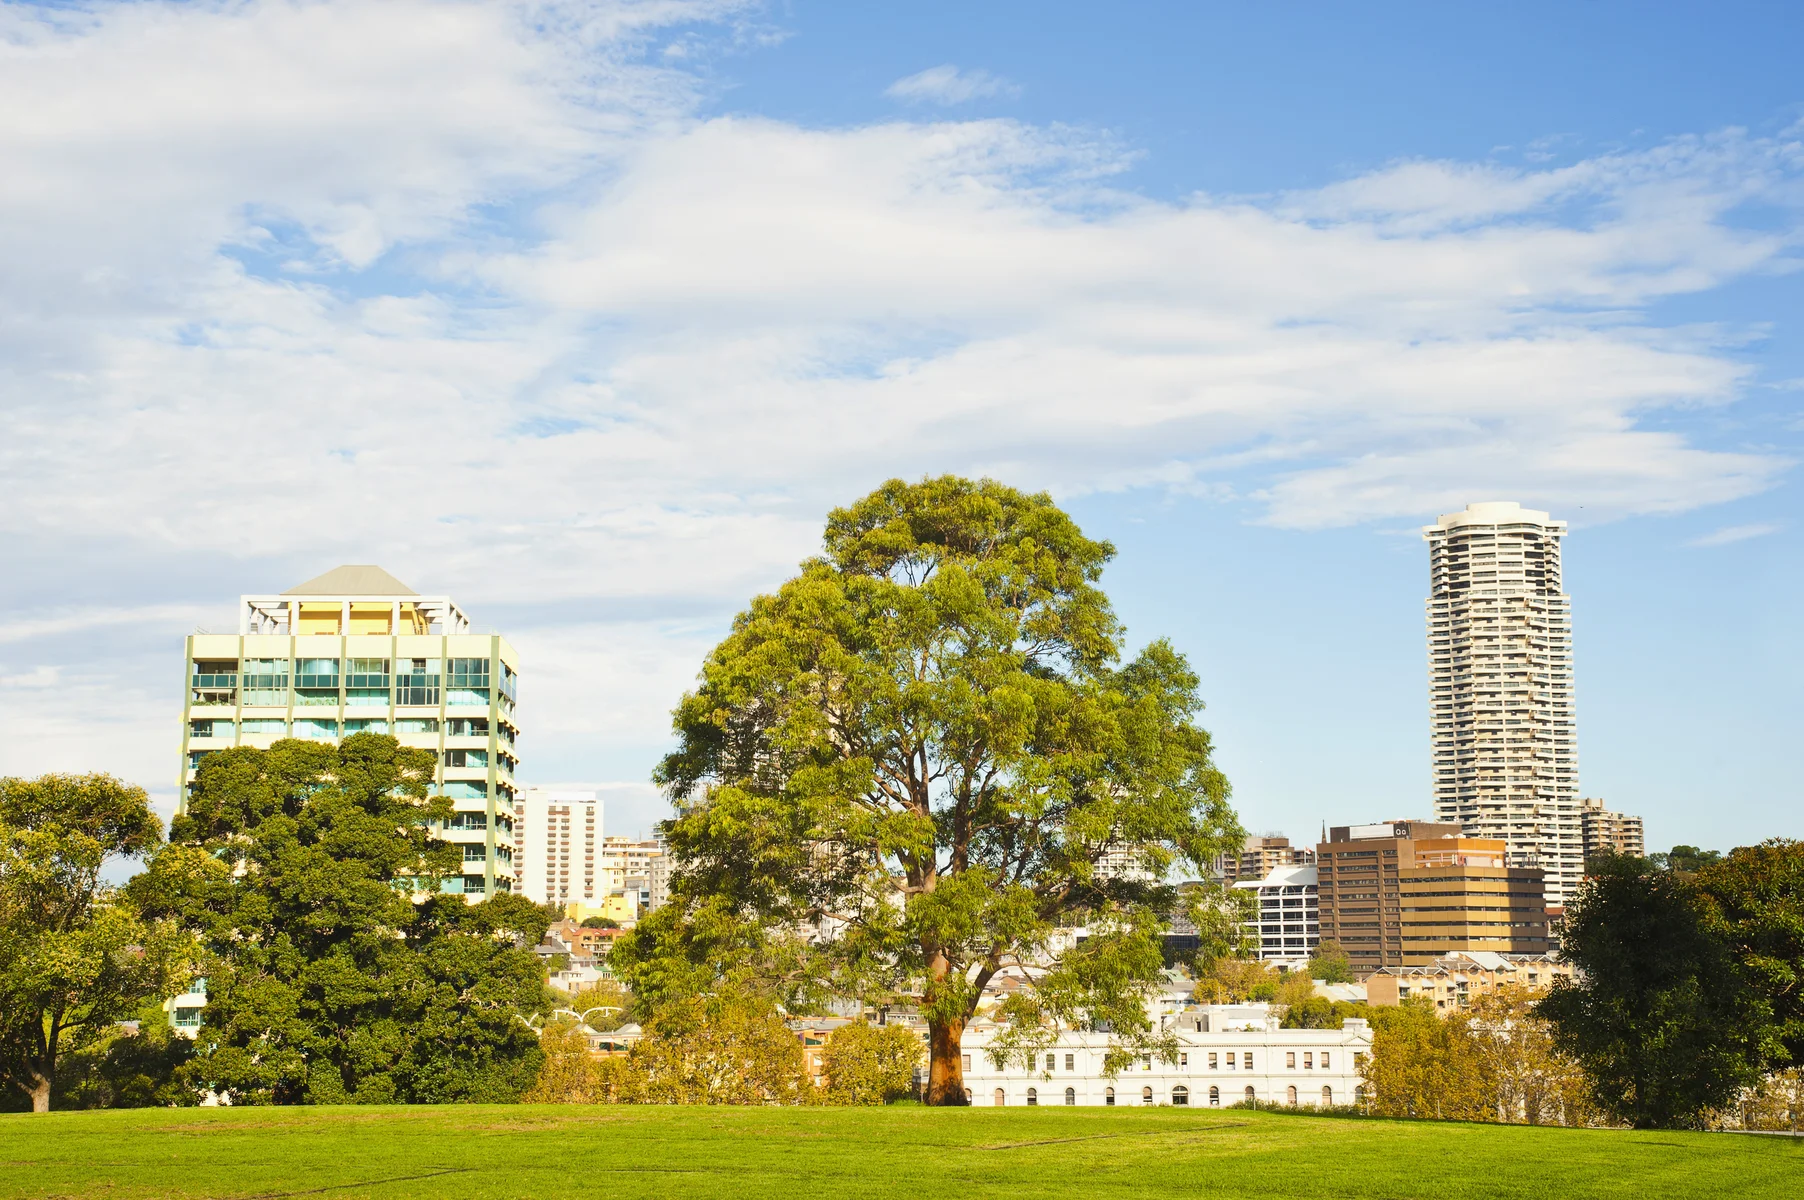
1580,797,1646,859
1424,502,1583,904
1364,950,1576,1010
1315,820,1550,974
179,565,521,898
1233,864,1320,962
1216,835,1315,883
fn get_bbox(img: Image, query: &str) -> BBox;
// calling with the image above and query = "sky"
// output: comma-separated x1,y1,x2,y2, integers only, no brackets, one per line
1,0,1800,854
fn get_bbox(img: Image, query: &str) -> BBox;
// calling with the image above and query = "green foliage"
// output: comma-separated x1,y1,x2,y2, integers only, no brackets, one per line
40,1002,197,1111
1193,957,1279,1004
1694,840,1804,1071
140,735,550,1105
613,990,812,1105
1538,855,1767,1128
0,773,195,1112
1281,997,1367,1030
1651,845,1724,874
631,477,1243,1103
1307,939,1354,984
821,1021,924,1104
580,916,621,929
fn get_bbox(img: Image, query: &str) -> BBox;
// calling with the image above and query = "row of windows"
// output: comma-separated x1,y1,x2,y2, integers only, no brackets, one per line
992,1085,1347,1107
971,1049,1333,1073
191,717,496,739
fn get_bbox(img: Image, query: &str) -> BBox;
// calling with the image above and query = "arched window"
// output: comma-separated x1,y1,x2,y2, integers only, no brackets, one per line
994,1088,1005,1106
1141,1086,1154,1106
1286,1086,1298,1106
1026,1087,1038,1106
1244,1086,1255,1103
963,1088,972,1104
1208,1086,1220,1106
1105,1087,1116,1106
1322,1086,1333,1107
1172,1086,1190,1106
1354,1085,1367,1106
1064,1087,1076,1106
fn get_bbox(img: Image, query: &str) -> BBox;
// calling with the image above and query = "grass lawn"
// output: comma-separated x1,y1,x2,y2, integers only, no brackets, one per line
2,1105,1797,1200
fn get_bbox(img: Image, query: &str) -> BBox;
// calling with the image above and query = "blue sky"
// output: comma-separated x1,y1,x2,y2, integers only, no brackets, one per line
0,0,1799,853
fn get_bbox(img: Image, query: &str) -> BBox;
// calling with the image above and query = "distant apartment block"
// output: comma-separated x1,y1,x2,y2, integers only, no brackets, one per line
180,565,520,899
1315,820,1550,974
515,789,601,908
1579,797,1646,859
1216,835,1315,883
1364,950,1576,1011
1425,502,1582,904
1233,864,1320,962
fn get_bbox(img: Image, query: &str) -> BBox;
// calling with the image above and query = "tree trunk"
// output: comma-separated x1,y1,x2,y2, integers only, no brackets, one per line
926,1016,969,1106
29,1070,51,1114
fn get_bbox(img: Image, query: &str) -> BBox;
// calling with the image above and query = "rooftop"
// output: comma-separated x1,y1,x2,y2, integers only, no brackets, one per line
282,565,418,596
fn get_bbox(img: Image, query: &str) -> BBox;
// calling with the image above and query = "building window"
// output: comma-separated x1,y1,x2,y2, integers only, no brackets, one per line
961,1054,971,1073
1064,1087,1076,1106
1322,1086,1333,1107
1287,1086,1298,1106
1354,1085,1367,1105
1172,1086,1189,1106
1321,1052,1330,1069
1244,1086,1255,1104
1064,1053,1074,1071
1208,1052,1218,1069
1045,1053,1056,1072
1026,1088,1037,1106
1105,1088,1115,1107
994,1089,1005,1107
1141,1087,1153,1106
1304,1052,1313,1069
1141,1055,1152,1071
1286,1052,1296,1069
1208,1086,1220,1107
1243,1053,1252,1070
1179,1053,1188,1068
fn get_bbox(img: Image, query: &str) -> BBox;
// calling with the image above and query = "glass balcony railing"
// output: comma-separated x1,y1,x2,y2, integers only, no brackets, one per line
190,673,237,689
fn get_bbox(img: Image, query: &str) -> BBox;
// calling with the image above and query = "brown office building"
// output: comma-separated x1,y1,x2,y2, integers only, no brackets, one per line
1316,820,1550,975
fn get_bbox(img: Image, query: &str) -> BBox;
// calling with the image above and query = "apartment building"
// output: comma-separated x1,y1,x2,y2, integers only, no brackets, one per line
1580,797,1646,859
1424,502,1583,904
179,565,520,898
960,1008,1372,1108
1315,820,1550,974
1232,864,1320,962
1365,950,1576,1010
1216,835,1315,883
515,789,601,908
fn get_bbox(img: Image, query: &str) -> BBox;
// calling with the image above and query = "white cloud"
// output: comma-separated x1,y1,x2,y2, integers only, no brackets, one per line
1689,522,1782,547
885,64,1020,106
0,0,1799,801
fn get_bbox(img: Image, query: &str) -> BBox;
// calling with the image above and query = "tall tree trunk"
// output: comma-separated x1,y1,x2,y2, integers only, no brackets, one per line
29,1067,51,1114
926,1015,968,1106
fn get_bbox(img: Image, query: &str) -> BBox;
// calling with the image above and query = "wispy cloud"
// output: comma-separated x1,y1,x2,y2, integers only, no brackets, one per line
1689,523,1782,547
884,64,1020,106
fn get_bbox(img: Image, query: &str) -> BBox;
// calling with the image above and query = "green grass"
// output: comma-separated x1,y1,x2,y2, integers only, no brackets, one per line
2,1105,1797,1200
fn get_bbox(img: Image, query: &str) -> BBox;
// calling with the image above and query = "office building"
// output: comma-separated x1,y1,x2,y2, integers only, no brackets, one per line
1424,502,1582,904
180,565,520,898
961,1008,1372,1108
1315,820,1549,974
1579,797,1646,860
1216,835,1315,883
515,789,601,908
1232,864,1320,962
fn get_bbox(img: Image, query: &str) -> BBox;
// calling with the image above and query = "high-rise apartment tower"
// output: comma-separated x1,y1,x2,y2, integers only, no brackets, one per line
1424,503,1581,904
514,789,600,907
180,565,521,899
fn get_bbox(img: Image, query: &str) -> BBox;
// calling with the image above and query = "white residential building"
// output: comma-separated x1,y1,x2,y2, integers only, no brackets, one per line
514,789,601,908
1424,503,1582,905
180,565,521,899
1233,864,1320,962
960,1006,1371,1108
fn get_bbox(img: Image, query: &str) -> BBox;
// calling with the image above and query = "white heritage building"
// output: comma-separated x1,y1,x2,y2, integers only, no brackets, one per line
960,1004,1371,1108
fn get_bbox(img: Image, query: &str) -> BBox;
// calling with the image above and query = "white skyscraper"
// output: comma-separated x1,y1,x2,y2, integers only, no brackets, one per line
1424,502,1582,905
514,789,601,908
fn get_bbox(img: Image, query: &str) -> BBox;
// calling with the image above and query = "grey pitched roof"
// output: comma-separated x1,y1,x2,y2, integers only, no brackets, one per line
281,565,418,597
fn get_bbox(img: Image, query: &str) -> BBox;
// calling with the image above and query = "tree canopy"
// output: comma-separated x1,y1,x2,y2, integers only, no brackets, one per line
136,735,552,1104
0,774,192,1112
619,476,1242,1103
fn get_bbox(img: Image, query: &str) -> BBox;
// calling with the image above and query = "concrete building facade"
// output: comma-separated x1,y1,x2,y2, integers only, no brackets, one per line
1217,835,1315,883
1364,951,1576,1011
1579,797,1646,860
1315,820,1550,975
179,565,520,898
960,1008,1372,1108
514,789,601,908
1424,502,1582,904
1233,864,1320,962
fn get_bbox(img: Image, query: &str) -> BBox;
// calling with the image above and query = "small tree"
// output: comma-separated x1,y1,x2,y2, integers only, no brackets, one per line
822,1021,924,1104
523,1024,606,1104
1307,939,1354,984
1360,998,1487,1121
635,477,1242,1103
0,774,193,1112
619,990,811,1105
